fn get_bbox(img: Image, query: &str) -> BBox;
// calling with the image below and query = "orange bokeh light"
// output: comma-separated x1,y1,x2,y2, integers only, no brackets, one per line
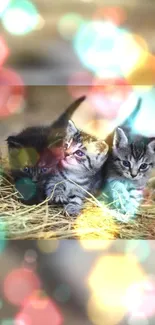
93,6,127,26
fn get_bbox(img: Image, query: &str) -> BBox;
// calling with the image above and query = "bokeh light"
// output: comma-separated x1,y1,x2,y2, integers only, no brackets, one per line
74,20,148,77
89,76,132,120
0,37,9,66
93,6,126,26
53,284,71,303
73,20,122,73
2,0,39,35
16,291,63,325
127,54,155,92
58,12,84,40
67,71,92,99
80,240,112,251
3,268,41,306
116,33,148,77
125,241,150,263
0,0,10,17
15,178,37,201
125,279,155,319
1,319,15,325
0,68,25,118
37,239,59,253
132,88,155,137
87,255,146,324
10,147,39,170
128,315,149,325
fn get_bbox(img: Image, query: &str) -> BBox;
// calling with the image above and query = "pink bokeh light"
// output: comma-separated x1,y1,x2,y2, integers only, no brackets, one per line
3,268,41,306
125,279,155,319
0,68,25,118
16,292,63,325
89,76,132,120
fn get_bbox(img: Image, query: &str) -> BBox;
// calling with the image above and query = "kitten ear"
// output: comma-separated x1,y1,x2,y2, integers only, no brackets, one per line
66,120,78,138
113,128,128,148
148,140,155,153
6,136,22,149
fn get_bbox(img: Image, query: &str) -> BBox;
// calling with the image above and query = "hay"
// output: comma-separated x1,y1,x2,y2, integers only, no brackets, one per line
0,160,155,239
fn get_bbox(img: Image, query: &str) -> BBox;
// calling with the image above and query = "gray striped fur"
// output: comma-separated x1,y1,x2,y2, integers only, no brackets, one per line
46,120,108,216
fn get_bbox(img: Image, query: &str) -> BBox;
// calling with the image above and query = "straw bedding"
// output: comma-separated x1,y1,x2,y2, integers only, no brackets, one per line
0,159,155,240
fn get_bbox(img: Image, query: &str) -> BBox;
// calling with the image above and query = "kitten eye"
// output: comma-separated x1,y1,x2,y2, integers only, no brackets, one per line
122,160,130,168
23,166,29,173
41,167,48,173
74,150,85,157
140,163,148,170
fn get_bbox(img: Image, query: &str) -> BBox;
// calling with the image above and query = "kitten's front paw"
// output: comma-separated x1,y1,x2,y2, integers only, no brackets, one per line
47,187,67,204
64,203,81,217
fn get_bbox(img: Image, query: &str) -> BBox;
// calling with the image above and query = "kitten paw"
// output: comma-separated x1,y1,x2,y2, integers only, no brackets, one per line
47,187,67,204
64,204,81,217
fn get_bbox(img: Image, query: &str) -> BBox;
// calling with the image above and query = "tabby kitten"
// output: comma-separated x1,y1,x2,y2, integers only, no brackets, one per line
46,120,109,216
7,96,86,204
102,127,155,218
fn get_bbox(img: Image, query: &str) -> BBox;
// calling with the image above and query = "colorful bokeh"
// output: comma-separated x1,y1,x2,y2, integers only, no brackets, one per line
0,68,25,118
3,268,41,306
87,254,146,324
2,0,39,35
15,291,63,325
58,12,84,40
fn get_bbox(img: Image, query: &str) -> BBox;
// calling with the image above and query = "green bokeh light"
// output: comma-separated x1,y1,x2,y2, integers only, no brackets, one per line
58,13,84,40
2,0,39,35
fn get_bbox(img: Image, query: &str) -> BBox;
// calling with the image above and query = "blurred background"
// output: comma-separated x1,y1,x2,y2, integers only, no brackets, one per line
0,1,155,324
0,0,155,156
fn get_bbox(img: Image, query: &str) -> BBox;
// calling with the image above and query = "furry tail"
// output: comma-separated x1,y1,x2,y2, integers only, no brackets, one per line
121,97,142,129
105,97,142,148
52,96,86,129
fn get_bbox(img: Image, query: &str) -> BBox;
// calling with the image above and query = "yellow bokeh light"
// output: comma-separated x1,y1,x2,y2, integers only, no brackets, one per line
118,33,149,77
18,147,39,167
88,293,125,325
37,239,59,253
87,254,146,324
127,54,155,91
80,239,112,251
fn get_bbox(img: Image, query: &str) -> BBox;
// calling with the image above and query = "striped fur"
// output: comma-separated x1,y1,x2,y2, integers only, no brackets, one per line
46,120,108,216
103,127,155,216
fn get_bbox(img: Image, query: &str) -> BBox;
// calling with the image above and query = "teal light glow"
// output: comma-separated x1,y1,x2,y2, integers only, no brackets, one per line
15,177,37,200
2,0,39,35
73,20,124,73
125,240,150,263
0,0,10,17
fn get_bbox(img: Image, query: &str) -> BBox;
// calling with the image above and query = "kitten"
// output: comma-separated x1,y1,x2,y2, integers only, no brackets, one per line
45,120,109,216
6,96,86,204
102,127,155,218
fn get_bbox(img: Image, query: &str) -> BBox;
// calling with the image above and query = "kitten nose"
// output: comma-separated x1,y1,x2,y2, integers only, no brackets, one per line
131,173,137,178
32,176,38,182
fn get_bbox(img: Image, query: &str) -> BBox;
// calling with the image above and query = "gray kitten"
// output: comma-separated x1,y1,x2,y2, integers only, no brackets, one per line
103,127,155,218
46,120,108,216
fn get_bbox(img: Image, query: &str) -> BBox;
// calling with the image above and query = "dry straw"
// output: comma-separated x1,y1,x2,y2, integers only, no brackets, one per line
0,159,155,240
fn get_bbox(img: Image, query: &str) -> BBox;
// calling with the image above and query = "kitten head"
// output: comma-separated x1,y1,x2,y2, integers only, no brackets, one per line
60,120,108,175
7,126,63,184
112,127,155,181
